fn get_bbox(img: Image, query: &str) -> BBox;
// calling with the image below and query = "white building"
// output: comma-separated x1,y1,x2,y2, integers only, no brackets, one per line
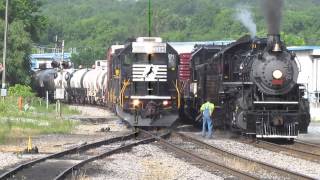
288,46,320,120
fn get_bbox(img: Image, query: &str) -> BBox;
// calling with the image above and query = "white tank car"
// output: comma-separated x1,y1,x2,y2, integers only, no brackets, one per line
95,60,108,96
54,69,75,89
69,68,89,89
80,60,108,104
63,69,76,89
68,68,90,103
82,69,99,97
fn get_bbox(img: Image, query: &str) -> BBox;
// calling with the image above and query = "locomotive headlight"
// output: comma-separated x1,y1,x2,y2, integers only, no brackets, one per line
132,99,140,107
272,70,283,79
163,100,169,106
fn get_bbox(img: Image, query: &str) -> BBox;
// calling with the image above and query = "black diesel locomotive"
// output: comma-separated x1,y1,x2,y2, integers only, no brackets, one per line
107,37,181,127
186,34,310,139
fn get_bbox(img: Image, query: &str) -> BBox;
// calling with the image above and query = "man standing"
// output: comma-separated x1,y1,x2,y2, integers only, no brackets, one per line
200,99,215,138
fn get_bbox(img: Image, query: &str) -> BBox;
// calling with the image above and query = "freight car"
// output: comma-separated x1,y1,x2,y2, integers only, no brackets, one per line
106,37,181,127
65,60,108,105
185,35,310,139
32,69,57,100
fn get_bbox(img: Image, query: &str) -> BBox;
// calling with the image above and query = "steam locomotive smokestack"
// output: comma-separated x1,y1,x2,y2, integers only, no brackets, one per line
262,0,284,35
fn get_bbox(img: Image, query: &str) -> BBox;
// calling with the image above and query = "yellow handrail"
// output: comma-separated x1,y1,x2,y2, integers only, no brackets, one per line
120,80,130,108
173,80,181,109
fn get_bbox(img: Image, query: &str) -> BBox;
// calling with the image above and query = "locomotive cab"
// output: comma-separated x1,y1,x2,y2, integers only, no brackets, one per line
108,37,180,127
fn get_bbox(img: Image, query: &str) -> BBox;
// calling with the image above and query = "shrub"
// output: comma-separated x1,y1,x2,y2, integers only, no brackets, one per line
0,101,9,113
9,84,35,98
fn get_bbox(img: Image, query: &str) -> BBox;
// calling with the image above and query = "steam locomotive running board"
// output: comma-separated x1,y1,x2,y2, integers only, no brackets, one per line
256,135,297,138
253,101,299,104
116,105,178,127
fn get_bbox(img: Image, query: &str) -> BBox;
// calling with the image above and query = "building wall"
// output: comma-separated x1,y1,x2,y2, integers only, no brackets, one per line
294,50,320,121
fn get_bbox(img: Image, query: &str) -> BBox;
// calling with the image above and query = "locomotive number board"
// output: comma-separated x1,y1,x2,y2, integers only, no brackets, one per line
132,42,167,54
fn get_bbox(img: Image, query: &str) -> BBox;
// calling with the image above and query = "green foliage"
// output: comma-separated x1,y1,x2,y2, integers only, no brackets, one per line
0,0,47,42
0,96,79,144
8,84,35,97
281,32,306,46
0,0,46,85
38,0,320,64
0,101,9,113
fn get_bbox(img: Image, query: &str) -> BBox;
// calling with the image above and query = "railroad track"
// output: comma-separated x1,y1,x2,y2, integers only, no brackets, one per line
241,138,320,163
0,130,168,180
138,129,258,180
163,132,314,180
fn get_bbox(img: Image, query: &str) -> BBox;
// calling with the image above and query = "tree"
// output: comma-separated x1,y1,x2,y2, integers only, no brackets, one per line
0,0,46,85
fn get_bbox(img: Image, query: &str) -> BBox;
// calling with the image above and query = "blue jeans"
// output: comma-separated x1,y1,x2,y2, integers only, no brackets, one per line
202,116,213,137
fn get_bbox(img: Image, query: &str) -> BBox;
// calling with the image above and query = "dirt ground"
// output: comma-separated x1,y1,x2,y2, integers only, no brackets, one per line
0,105,131,165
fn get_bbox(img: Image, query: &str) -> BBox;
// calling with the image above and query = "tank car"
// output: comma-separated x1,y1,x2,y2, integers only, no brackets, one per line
66,61,108,105
106,37,181,127
32,69,57,100
186,35,310,139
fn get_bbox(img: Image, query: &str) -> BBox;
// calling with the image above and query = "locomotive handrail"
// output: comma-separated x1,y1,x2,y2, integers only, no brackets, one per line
120,79,130,108
173,80,181,108
223,82,253,85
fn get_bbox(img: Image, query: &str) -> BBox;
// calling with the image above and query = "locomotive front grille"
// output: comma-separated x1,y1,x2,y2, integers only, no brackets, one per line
253,112,299,138
256,122,298,138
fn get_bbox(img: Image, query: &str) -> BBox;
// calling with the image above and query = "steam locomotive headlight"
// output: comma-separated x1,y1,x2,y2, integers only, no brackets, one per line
163,100,169,106
272,70,283,79
132,99,140,107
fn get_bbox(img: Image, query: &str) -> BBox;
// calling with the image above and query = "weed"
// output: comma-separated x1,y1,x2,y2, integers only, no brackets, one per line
0,96,80,144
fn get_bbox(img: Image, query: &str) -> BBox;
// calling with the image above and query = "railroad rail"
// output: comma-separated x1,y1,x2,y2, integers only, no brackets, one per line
241,138,320,163
139,129,259,180
0,130,168,180
172,132,314,180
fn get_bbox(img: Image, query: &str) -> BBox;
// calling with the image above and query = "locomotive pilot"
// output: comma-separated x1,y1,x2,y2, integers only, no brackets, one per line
200,99,215,138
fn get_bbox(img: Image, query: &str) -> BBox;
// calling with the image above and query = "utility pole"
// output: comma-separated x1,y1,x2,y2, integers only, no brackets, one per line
1,0,8,98
148,0,152,37
59,40,65,117
54,35,58,54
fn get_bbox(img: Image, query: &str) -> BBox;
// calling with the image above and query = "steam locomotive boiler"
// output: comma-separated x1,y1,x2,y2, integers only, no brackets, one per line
188,35,310,139
107,37,180,127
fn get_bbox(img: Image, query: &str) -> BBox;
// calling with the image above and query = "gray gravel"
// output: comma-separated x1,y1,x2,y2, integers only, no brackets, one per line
186,132,320,179
0,152,45,170
83,144,223,180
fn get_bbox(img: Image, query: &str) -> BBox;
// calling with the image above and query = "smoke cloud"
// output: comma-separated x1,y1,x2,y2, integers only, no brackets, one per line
262,0,284,35
235,6,257,38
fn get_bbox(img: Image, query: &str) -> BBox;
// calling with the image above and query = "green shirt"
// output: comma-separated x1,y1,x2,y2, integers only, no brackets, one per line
200,101,215,115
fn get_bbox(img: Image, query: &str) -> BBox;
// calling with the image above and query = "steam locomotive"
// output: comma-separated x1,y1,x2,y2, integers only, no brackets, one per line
185,34,310,139
107,37,180,127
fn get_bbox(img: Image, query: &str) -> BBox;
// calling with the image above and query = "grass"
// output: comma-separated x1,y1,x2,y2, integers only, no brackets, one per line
0,96,80,144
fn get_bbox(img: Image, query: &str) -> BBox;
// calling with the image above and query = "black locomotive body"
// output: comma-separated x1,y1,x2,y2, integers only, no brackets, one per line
107,37,180,127
187,35,310,139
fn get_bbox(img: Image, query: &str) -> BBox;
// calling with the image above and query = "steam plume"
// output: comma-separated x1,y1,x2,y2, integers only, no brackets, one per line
262,0,284,35
235,6,257,38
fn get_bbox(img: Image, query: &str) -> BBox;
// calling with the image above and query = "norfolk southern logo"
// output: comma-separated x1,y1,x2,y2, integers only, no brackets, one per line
132,64,167,82
145,66,154,78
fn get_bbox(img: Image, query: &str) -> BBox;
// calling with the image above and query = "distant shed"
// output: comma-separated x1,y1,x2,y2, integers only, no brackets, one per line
288,46,320,102
30,53,72,71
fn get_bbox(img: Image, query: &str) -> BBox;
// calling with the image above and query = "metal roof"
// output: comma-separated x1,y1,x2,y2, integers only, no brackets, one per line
169,41,234,54
287,46,320,51
30,53,72,60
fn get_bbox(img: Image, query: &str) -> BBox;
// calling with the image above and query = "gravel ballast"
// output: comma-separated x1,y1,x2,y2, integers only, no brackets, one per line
0,105,129,170
0,153,45,170
186,132,320,179
83,144,223,180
